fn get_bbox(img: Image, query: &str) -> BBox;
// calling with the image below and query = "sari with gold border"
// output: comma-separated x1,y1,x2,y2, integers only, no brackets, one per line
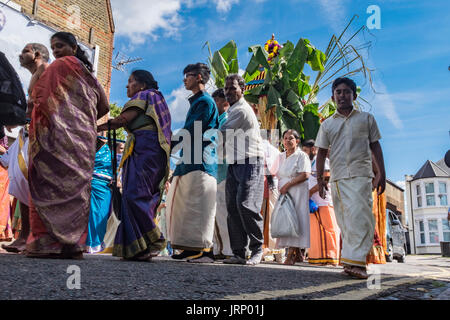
26,56,103,255
113,89,172,259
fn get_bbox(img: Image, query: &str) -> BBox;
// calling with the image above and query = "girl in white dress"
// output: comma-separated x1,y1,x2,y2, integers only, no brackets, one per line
275,130,311,265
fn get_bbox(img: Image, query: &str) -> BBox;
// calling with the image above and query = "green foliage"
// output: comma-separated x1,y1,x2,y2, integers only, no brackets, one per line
109,103,127,141
205,40,239,88
206,15,375,140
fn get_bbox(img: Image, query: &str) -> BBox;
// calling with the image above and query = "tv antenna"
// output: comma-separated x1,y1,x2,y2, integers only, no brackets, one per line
112,52,143,72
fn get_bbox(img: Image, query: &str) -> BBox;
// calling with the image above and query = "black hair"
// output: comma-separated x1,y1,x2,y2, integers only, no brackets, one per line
225,74,246,91
212,88,226,99
332,77,357,97
29,43,50,62
183,63,210,85
282,129,301,140
302,139,315,148
131,70,159,90
51,32,94,73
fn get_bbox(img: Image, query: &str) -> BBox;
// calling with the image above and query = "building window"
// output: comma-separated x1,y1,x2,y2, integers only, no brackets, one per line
416,184,422,208
443,219,450,242
425,183,435,206
438,182,448,206
428,219,439,243
419,220,425,244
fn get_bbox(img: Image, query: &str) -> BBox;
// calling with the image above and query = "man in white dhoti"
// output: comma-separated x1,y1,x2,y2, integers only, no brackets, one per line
1,43,49,253
166,63,219,263
211,89,232,259
315,77,386,279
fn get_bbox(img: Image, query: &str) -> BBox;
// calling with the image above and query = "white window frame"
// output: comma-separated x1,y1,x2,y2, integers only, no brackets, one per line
438,181,448,206
442,218,450,242
418,220,426,245
416,184,422,208
425,182,436,207
428,219,440,244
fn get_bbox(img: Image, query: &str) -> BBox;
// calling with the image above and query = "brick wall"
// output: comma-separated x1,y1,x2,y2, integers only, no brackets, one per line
386,181,405,223
14,0,115,97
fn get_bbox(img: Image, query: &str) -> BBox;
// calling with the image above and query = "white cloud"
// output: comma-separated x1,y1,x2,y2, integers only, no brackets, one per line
168,78,217,123
110,0,243,44
214,0,240,13
111,0,183,44
167,85,191,123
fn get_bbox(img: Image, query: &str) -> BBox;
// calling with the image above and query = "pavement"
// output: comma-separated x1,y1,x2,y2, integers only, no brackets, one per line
0,249,448,300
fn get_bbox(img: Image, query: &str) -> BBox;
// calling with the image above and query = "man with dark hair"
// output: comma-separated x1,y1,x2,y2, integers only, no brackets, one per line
220,74,265,266
211,88,232,259
315,77,386,279
166,62,219,263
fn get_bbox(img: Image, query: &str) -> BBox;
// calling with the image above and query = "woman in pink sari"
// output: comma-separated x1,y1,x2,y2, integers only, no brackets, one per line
26,32,109,259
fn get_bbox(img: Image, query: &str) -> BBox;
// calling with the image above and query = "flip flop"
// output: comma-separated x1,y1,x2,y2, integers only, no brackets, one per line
1,244,21,253
347,267,369,279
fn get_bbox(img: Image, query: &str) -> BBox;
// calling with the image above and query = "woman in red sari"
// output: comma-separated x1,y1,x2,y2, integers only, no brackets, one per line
26,32,109,259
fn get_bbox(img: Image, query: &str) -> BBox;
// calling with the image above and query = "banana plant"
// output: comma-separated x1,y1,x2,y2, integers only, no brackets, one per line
204,40,239,89
206,15,375,141
243,37,326,138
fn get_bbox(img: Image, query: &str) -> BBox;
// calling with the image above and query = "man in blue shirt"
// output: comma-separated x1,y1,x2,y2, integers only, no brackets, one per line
167,63,219,263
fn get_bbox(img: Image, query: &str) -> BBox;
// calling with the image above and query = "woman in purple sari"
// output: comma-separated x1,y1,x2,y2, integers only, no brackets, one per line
98,70,172,261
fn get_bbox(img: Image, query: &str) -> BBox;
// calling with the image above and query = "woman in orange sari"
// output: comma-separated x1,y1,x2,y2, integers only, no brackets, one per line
26,32,109,259
0,135,12,242
366,156,387,264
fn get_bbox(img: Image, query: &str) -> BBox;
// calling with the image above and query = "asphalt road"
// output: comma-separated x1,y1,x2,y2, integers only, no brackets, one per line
0,251,448,301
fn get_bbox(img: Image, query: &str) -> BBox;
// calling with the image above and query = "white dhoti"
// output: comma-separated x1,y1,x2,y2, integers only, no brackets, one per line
331,177,375,267
213,180,232,256
166,170,217,251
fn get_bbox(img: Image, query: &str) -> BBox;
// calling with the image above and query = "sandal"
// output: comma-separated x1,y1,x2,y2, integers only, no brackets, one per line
346,267,369,279
284,248,297,265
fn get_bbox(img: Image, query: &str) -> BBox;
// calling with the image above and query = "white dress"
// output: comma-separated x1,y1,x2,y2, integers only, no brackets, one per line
275,149,311,249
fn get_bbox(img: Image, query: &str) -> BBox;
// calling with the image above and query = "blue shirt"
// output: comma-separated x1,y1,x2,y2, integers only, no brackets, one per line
173,91,219,178
216,111,229,184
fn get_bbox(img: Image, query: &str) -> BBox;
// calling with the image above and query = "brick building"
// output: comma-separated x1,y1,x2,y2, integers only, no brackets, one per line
386,179,405,224
7,0,115,96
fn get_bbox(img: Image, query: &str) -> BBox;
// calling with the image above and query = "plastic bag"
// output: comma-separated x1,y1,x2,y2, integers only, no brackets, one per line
270,193,300,238
309,199,319,213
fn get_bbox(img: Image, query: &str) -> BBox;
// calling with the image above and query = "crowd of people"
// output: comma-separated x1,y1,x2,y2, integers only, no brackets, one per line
0,30,387,280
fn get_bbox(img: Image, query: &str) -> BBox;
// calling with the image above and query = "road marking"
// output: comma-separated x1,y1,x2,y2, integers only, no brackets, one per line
222,276,399,300
315,277,423,300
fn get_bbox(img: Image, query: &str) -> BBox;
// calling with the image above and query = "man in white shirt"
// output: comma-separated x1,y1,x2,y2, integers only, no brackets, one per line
220,74,265,266
315,77,386,279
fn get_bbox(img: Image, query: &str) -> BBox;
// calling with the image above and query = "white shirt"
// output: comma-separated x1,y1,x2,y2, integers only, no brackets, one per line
315,109,381,182
309,156,333,207
219,97,264,163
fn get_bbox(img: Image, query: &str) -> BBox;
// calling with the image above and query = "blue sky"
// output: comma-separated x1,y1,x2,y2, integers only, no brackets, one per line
109,0,450,185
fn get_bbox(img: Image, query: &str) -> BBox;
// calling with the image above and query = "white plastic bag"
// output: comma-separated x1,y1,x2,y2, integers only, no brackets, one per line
270,193,300,238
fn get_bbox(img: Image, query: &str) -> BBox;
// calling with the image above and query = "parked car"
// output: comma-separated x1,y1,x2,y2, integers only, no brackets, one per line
386,209,407,263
